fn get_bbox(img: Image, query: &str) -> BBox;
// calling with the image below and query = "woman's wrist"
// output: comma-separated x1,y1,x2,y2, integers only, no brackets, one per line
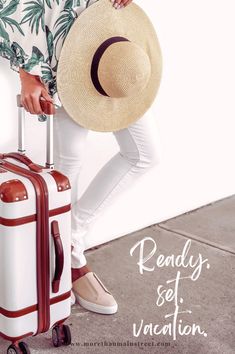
19,67,40,82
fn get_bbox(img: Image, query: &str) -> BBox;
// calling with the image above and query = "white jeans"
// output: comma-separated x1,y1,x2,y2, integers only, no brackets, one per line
53,106,161,268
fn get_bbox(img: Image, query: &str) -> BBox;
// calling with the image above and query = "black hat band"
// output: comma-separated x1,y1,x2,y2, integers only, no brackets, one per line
90,36,130,97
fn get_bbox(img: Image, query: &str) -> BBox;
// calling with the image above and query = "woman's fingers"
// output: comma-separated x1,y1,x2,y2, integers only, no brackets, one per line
21,87,53,115
23,93,43,115
25,95,36,114
112,0,122,8
41,88,54,103
21,97,30,112
122,0,132,7
31,93,44,115
20,73,52,115
110,0,133,9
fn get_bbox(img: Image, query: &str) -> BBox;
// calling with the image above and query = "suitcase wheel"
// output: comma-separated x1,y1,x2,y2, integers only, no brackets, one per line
52,324,72,347
7,341,30,354
63,325,72,345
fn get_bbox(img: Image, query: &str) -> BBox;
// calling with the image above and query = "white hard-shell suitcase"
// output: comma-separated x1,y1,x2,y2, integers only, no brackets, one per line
0,95,72,353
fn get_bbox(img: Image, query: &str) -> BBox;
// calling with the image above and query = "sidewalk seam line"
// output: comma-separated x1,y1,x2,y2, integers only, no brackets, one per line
156,224,235,256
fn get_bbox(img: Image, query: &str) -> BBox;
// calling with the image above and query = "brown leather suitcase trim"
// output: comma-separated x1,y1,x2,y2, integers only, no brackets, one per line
1,160,50,335
0,167,7,173
0,331,34,342
0,204,71,227
49,170,71,192
0,179,28,203
52,316,70,328
0,290,71,318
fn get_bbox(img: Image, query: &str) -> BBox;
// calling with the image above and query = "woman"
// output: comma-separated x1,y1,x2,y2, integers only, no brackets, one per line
0,0,161,314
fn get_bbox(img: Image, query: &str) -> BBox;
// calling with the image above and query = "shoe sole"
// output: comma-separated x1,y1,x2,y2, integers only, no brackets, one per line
74,293,118,315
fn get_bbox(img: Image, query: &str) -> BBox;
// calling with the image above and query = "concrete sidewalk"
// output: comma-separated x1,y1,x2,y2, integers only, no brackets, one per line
1,195,235,354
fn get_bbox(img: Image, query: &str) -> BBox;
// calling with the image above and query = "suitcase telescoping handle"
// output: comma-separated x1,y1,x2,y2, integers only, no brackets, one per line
51,220,64,293
16,93,55,169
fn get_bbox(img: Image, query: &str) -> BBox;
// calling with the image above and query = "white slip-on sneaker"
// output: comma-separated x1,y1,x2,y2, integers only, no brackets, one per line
72,272,118,315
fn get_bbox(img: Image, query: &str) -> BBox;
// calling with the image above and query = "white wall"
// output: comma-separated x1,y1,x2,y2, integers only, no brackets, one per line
1,0,235,250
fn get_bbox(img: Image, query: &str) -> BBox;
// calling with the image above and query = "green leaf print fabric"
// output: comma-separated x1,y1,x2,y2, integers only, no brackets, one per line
0,0,99,116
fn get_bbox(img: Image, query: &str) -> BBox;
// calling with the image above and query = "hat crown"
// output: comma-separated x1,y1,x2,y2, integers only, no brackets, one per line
98,41,151,98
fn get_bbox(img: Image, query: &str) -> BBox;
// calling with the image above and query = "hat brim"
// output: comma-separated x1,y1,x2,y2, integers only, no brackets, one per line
57,0,162,132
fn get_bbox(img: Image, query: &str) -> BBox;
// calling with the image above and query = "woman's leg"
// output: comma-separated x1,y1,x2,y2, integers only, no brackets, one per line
71,107,161,266
53,106,118,314
53,105,161,314
53,106,89,269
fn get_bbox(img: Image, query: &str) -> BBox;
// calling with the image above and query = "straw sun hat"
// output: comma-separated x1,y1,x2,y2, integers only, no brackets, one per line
57,0,162,132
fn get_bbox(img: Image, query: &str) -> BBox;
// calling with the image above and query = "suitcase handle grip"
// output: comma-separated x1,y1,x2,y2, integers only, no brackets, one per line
39,98,55,115
0,152,44,173
51,220,64,293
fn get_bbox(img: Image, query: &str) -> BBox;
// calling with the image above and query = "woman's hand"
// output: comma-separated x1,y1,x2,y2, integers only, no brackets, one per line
110,0,133,9
19,67,53,115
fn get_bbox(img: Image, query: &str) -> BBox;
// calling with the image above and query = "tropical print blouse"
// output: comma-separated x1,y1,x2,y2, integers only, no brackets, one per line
0,0,99,119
